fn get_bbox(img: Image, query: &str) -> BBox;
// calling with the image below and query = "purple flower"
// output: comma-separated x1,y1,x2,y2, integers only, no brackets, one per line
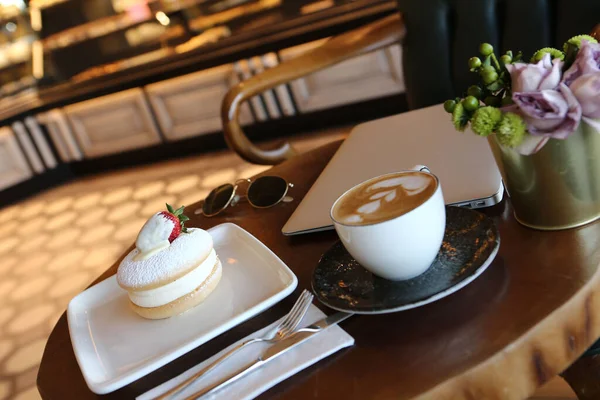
562,40,600,86
569,72,600,131
506,53,563,92
512,83,582,139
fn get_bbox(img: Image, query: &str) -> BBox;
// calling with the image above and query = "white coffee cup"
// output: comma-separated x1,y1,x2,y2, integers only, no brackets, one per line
330,166,446,281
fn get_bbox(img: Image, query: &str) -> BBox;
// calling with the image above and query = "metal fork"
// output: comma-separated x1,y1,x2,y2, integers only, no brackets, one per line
155,290,314,400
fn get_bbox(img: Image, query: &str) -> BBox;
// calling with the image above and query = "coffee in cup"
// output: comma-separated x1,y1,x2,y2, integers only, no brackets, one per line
331,169,445,281
332,172,437,226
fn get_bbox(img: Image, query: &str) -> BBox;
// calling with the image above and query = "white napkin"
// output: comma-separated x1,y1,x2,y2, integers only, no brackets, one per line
138,305,354,400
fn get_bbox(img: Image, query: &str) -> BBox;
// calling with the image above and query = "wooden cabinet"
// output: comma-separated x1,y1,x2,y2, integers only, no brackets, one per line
259,53,296,117
25,116,58,169
0,127,32,190
234,60,269,122
37,109,83,162
146,64,253,141
64,88,161,158
248,55,282,119
279,41,405,112
12,121,44,173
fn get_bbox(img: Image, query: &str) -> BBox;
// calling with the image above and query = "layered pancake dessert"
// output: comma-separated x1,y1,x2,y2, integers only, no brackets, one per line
117,204,221,319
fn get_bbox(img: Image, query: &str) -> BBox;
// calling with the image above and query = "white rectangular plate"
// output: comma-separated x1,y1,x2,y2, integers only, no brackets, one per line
68,223,298,395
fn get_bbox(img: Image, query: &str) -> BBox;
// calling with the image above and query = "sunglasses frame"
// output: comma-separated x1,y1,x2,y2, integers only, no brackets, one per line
197,176,293,217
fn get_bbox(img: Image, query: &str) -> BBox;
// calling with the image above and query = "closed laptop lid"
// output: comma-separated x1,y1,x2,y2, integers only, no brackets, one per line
282,104,503,235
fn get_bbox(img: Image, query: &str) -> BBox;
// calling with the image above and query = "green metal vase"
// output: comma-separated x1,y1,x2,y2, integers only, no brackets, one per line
487,122,600,230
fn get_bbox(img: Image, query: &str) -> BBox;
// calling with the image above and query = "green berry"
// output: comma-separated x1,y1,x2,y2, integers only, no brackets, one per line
479,43,494,57
500,55,512,65
467,85,483,99
468,57,482,69
462,96,479,112
444,100,457,113
481,66,499,84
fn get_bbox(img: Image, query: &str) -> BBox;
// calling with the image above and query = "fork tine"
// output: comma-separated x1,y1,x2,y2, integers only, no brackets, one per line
279,292,308,329
280,296,311,336
278,290,309,329
282,296,312,334
280,291,313,335
278,291,309,332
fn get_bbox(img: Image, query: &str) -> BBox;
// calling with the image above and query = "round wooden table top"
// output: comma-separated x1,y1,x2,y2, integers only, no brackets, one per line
37,140,600,400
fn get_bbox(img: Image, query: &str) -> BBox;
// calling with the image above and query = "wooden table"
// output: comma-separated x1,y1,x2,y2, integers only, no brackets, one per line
37,140,600,399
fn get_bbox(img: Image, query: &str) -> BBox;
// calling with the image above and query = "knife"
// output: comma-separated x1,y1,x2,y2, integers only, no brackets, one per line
181,312,353,400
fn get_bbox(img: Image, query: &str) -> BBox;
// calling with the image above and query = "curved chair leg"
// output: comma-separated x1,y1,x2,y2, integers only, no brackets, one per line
221,13,405,165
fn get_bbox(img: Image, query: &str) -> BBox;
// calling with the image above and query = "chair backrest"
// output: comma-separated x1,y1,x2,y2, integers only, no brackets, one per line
397,0,600,109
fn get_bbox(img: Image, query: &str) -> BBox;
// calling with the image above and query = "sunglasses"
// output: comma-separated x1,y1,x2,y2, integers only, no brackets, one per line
194,176,294,217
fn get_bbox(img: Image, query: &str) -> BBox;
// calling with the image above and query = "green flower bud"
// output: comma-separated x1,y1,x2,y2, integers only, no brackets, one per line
462,96,480,112
500,54,512,65
467,85,483,99
563,35,598,52
451,102,469,132
530,47,565,63
513,51,524,62
444,100,456,113
471,106,502,137
468,57,482,69
496,112,527,147
479,43,494,57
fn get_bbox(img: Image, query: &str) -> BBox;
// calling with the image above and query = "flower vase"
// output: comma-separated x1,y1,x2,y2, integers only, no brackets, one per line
487,122,600,230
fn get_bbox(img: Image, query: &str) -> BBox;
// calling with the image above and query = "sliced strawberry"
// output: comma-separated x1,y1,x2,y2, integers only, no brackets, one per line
161,204,190,242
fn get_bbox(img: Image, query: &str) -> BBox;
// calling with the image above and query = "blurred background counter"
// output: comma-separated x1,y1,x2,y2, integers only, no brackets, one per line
0,0,406,204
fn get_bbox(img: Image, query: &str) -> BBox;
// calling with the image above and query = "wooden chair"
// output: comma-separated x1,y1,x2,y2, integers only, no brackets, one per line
220,14,405,165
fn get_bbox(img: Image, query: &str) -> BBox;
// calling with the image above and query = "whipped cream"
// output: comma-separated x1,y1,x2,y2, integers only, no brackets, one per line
134,240,170,261
136,212,176,253
128,249,218,308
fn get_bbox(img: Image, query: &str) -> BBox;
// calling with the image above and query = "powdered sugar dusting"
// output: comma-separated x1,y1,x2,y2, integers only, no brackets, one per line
118,228,213,289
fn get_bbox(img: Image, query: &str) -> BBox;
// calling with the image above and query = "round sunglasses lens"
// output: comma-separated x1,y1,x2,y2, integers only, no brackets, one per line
247,176,288,208
203,184,234,215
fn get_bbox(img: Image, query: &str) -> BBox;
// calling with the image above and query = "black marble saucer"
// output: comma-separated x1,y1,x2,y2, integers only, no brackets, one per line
312,206,500,314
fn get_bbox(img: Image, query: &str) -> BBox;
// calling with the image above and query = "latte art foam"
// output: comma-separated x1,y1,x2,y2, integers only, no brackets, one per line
333,172,437,225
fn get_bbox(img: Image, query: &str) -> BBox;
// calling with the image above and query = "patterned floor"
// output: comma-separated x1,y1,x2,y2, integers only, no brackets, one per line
0,127,576,399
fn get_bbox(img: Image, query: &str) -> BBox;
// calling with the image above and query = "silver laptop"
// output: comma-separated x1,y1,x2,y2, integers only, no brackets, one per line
282,104,504,236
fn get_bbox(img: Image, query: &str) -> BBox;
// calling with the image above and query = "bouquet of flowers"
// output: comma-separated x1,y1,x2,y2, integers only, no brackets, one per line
445,35,600,155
